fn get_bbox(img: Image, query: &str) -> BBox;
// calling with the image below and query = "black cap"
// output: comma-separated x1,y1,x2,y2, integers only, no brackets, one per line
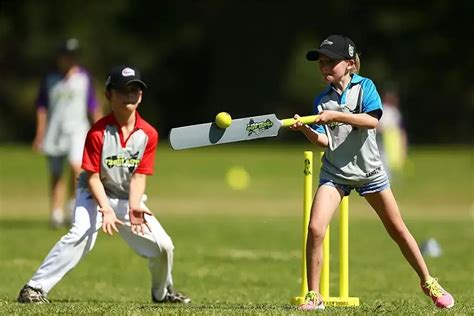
57,38,80,56
306,35,357,61
105,65,147,90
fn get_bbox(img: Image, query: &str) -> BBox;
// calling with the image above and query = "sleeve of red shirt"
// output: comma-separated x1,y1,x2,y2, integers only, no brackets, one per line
135,127,158,175
81,127,104,173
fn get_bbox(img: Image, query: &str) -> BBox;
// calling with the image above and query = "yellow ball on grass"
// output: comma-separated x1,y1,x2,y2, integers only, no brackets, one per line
226,166,250,191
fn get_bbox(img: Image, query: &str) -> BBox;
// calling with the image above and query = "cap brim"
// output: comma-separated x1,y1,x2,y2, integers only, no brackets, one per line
108,79,147,89
306,49,344,61
125,79,147,89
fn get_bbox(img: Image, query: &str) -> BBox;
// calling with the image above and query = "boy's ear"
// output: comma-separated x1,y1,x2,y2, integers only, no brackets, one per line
347,59,355,72
105,90,111,100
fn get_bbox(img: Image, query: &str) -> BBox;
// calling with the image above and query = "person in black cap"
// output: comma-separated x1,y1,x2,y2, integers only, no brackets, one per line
290,35,454,310
33,38,103,228
18,65,191,304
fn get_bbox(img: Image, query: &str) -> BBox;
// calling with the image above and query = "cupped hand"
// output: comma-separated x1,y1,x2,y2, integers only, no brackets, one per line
99,206,124,236
129,207,153,235
32,137,43,152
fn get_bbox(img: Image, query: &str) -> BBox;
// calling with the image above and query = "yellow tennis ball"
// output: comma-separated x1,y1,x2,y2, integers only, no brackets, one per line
215,112,232,129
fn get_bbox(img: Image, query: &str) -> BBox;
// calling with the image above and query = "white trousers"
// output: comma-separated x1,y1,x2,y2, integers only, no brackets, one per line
28,188,174,301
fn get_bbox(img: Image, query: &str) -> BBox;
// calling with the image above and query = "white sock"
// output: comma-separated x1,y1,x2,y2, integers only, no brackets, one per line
51,208,64,224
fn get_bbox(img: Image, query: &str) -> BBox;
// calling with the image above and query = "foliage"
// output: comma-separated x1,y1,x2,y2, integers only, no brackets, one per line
0,1,473,143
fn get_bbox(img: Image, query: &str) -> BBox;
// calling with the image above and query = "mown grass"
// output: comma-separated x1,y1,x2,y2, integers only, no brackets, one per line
0,144,472,315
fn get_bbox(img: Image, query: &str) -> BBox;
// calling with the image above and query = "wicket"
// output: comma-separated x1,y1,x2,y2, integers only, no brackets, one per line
291,151,359,307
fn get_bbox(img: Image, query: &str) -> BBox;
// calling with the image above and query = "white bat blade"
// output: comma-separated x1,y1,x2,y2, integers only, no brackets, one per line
169,114,283,150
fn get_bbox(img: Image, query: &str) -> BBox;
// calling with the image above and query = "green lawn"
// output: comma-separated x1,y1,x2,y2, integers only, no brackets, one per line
0,144,472,315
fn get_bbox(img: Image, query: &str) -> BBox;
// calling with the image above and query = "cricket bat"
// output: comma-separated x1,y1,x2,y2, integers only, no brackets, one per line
169,114,319,150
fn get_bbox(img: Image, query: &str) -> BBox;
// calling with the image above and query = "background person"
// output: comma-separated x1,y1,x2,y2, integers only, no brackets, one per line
18,65,190,304
290,34,454,311
376,88,407,178
32,38,102,228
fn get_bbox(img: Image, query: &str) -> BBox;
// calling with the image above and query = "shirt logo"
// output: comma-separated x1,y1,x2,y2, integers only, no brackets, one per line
122,67,135,77
104,151,140,172
320,39,333,47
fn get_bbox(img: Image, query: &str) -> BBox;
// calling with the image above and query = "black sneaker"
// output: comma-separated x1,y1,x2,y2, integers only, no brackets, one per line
152,286,191,304
17,285,50,303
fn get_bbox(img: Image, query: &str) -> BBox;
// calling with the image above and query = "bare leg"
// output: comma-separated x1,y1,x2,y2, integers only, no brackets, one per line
364,189,430,282
50,173,65,213
306,185,344,292
69,163,82,200
64,163,82,222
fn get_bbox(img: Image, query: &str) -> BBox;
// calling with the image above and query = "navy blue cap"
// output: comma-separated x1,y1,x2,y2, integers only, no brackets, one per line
306,35,357,61
105,65,147,89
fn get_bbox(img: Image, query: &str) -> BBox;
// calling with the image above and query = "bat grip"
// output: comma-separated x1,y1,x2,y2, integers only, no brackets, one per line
281,115,319,127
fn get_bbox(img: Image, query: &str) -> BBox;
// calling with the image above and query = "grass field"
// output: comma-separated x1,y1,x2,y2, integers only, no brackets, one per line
0,143,473,315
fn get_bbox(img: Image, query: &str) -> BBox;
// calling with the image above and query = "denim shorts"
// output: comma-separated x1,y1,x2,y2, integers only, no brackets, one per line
319,175,390,196
47,155,67,177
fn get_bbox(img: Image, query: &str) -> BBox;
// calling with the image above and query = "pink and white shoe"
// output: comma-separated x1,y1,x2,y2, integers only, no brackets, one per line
421,277,454,309
298,291,325,311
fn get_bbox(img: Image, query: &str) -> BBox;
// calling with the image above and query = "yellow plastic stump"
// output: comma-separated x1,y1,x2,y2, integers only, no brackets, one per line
292,151,359,307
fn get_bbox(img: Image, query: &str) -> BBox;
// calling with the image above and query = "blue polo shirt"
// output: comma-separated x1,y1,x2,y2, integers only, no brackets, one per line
311,74,386,185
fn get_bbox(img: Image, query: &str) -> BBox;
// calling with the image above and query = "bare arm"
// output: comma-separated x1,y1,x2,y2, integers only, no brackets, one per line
288,114,329,147
87,171,123,235
317,110,379,129
299,124,329,147
129,173,147,211
32,107,47,152
129,173,152,235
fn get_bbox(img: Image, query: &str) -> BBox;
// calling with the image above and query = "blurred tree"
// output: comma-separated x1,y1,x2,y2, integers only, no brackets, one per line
0,0,472,144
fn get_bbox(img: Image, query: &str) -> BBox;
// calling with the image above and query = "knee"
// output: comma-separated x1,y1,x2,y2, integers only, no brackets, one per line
146,238,174,260
386,224,410,243
158,236,174,254
308,222,327,243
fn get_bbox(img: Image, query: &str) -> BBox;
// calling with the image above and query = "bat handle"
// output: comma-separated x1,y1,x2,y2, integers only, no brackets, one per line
281,115,319,127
